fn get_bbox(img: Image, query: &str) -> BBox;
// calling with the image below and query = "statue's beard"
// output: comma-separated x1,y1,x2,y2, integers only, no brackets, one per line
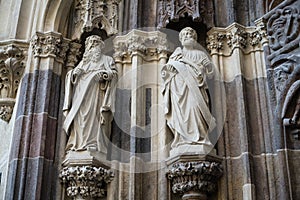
82,46,102,64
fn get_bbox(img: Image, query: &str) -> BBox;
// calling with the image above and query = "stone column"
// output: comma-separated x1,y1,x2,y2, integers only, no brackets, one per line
166,154,223,200
5,31,70,199
111,29,169,200
206,22,270,200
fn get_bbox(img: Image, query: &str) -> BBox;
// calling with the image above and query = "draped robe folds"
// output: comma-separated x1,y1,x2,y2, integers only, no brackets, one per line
161,47,216,148
63,55,117,153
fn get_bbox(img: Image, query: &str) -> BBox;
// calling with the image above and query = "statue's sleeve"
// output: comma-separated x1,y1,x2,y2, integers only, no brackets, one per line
63,70,73,116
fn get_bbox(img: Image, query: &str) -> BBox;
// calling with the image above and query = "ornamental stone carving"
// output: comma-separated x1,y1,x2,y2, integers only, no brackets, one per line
167,161,223,194
60,165,114,198
207,22,268,56
263,0,300,144
66,42,82,69
0,43,27,122
31,32,70,63
157,0,214,29
166,154,223,200
267,6,300,63
72,0,121,40
113,30,169,60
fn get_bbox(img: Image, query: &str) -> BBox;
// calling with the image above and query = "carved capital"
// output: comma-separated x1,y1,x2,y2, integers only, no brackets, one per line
113,30,169,61
66,42,82,69
72,0,121,40
60,165,114,198
31,32,70,63
207,23,267,56
167,161,223,195
157,0,214,29
0,42,27,122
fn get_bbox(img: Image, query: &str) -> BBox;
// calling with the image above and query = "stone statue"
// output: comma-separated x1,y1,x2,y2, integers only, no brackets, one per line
63,35,117,154
161,27,216,154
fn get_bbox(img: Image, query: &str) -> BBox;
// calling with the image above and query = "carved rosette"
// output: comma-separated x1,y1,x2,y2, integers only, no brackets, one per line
207,22,268,56
157,0,214,29
113,30,169,61
167,161,223,196
0,43,27,122
31,32,70,63
72,0,121,40
60,165,114,198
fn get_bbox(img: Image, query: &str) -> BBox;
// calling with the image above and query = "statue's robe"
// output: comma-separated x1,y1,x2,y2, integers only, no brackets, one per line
63,55,117,153
161,47,216,148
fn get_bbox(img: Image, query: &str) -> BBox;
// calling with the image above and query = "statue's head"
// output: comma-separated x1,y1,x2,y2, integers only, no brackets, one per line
83,35,105,63
85,35,105,51
179,27,197,48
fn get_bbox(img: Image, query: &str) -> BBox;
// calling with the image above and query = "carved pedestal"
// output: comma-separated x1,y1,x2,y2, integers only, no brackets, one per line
166,154,223,200
60,151,114,200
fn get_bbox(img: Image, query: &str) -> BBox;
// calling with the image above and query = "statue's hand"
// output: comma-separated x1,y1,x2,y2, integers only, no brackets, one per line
94,72,104,82
166,64,177,73
94,70,112,82
73,68,83,76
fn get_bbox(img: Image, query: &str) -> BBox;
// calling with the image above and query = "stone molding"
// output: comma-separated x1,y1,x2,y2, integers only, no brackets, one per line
31,32,71,64
113,29,169,61
60,165,114,198
157,0,214,29
207,21,268,56
0,41,28,122
72,0,121,40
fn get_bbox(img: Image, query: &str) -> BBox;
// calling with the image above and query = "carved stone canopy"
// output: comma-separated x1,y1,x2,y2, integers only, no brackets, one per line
72,0,121,40
157,0,214,29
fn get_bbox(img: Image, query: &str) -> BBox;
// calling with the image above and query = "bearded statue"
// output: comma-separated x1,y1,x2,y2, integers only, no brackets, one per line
63,35,117,154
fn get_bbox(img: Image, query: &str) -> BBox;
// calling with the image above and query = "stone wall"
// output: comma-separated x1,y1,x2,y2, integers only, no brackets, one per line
0,0,299,199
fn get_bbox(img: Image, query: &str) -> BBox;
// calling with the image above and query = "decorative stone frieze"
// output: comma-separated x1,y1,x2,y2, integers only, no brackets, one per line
0,42,27,122
157,0,214,29
31,32,70,63
166,154,223,200
72,0,121,40
207,22,268,56
60,165,114,198
113,30,169,61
